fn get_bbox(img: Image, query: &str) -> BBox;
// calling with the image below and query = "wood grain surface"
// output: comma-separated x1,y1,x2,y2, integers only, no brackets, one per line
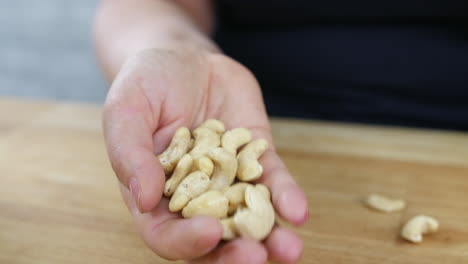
1,97,467,263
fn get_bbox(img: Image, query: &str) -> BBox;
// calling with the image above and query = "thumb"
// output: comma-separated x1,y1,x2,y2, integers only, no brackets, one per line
102,94,165,213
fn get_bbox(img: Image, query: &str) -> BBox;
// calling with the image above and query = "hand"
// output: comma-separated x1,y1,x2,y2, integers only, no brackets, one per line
102,49,309,263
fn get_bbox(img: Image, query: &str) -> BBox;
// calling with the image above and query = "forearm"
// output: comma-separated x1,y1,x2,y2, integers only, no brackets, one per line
93,0,220,81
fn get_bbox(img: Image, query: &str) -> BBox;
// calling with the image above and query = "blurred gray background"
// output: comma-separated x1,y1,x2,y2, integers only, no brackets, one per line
0,0,106,103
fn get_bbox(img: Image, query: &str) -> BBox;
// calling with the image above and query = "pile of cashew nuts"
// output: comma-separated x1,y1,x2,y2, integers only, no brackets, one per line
158,120,275,241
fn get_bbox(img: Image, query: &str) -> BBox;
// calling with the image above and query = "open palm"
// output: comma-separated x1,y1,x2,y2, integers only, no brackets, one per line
103,50,308,263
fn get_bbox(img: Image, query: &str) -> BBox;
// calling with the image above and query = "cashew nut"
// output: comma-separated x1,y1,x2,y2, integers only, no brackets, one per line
364,193,406,213
223,182,250,215
222,182,269,215
158,127,191,175
188,127,220,178
188,138,195,150
233,184,275,241
197,119,225,134
164,154,193,197
182,190,229,218
190,127,220,159
169,171,210,212
255,183,271,200
401,215,439,243
207,147,238,190
192,156,214,177
237,139,268,181
221,128,252,154
221,218,237,240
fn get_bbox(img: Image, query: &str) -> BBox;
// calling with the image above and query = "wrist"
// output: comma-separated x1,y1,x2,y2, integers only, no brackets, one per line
100,31,221,82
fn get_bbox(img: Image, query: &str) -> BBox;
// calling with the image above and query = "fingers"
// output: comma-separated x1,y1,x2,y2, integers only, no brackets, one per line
207,55,308,225
265,227,303,264
145,215,223,260
147,214,222,261
119,183,223,260
190,239,268,264
260,148,309,226
213,80,309,226
245,127,309,226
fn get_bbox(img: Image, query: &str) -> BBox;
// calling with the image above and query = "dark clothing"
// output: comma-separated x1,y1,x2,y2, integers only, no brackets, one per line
214,1,468,130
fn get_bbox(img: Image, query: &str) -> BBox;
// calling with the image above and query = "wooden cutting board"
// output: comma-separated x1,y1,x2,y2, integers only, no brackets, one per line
0,97,467,263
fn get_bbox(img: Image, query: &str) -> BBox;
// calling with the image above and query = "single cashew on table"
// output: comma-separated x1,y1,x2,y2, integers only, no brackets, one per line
401,215,439,243
364,193,406,213
158,119,275,241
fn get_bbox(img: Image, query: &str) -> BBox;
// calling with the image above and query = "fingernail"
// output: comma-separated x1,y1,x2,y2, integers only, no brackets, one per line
296,208,309,225
129,177,141,212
